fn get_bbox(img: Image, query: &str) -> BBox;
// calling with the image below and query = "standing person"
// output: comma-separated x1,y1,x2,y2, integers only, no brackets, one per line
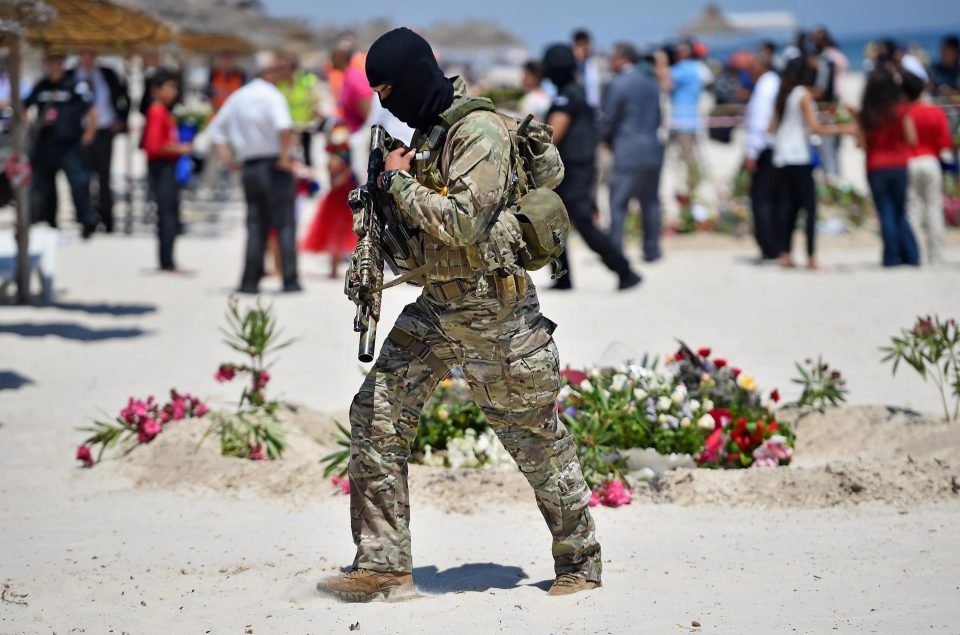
903,71,952,265
207,52,246,114
810,27,848,182
571,29,602,110
770,58,856,270
932,35,960,96
331,39,372,133
207,51,302,293
25,53,97,238
661,42,705,197
519,60,551,122
141,70,191,272
316,27,603,602
742,43,781,261
71,50,130,233
543,44,641,291
299,125,357,277
859,68,920,267
599,42,665,261
276,53,320,166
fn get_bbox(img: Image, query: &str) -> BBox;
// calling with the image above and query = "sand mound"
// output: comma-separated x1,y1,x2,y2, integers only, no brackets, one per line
103,404,960,509
636,406,960,507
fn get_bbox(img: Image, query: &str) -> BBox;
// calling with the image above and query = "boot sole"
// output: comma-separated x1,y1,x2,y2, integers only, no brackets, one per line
317,585,418,603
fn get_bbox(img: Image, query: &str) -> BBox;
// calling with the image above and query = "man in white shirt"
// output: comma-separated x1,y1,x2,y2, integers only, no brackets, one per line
572,29,602,110
742,43,781,261
207,50,301,293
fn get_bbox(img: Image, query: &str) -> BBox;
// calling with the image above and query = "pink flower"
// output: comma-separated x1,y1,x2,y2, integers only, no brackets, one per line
194,403,208,417
599,480,632,507
332,475,351,495
588,491,601,507
76,445,94,467
171,399,186,421
254,370,271,390
698,427,726,464
159,410,172,424
751,435,793,467
250,444,266,461
137,418,161,443
215,365,236,383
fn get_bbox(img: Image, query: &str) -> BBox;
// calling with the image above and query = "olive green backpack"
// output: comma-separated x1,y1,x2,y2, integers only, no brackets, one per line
438,99,570,271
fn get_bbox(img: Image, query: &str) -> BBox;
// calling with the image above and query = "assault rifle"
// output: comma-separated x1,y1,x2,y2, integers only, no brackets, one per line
344,125,418,362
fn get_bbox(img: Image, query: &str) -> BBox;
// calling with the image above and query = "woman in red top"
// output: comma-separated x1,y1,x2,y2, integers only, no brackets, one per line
903,72,953,264
142,70,192,271
859,67,920,267
299,125,358,277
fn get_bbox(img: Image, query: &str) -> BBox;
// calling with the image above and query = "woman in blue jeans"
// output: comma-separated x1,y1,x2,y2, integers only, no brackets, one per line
859,68,919,267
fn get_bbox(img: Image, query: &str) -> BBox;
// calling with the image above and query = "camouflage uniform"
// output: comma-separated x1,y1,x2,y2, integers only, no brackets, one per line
348,78,602,583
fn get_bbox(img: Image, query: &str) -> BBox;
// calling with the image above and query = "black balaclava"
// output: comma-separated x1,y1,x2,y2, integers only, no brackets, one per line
542,44,578,89
365,27,454,130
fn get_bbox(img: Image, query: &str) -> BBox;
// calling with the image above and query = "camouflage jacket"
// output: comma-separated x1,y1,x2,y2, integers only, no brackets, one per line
387,78,531,282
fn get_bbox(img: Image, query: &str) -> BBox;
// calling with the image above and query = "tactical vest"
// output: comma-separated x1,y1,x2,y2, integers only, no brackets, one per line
399,95,569,294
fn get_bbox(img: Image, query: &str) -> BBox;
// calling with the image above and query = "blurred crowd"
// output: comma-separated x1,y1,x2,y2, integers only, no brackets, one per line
2,26,958,295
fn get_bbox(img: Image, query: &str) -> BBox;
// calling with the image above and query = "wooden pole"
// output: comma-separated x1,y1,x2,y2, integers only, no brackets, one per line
10,36,31,304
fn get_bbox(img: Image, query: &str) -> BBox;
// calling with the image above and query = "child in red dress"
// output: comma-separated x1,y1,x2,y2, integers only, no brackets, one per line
299,126,358,277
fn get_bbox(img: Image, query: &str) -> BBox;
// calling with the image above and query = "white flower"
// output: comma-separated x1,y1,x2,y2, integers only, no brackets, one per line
602,389,612,400
703,399,715,412
671,384,688,404
587,367,601,379
611,374,628,391
657,396,672,412
658,414,667,424
698,414,716,429
689,399,700,412
579,379,594,392
633,388,648,402
558,385,573,402
627,364,647,380
680,417,691,428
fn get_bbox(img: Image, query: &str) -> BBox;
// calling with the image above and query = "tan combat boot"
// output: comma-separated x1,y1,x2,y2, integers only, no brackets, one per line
316,568,414,602
547,573,601,596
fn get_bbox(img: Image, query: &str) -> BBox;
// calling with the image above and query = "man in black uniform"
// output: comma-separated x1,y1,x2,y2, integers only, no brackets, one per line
71,50,130,233
25,53,97,237
542,44,641,291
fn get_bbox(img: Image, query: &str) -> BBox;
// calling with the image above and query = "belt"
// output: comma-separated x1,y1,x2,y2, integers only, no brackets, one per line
425,273,527,304
243,156,279,166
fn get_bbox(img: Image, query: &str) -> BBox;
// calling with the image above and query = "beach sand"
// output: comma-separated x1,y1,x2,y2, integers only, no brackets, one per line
2,183,960,632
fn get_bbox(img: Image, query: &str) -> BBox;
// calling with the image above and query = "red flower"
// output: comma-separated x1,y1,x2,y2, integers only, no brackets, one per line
708,408,733,428
250,444,266,461
770,389,780,403
673,351,685,361
560,369,587,386
76,445,94,467
713,358,727,368
255,370,271,390
731,368,741,378
697,347,712,358
215,364,236,383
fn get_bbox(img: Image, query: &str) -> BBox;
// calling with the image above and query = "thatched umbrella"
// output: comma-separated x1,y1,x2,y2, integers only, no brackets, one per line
27,0,173,52
1,0,54,303
679,4,742,37
177,30,253,55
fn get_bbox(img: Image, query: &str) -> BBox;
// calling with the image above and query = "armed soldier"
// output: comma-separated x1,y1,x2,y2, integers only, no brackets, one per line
317,28,602,602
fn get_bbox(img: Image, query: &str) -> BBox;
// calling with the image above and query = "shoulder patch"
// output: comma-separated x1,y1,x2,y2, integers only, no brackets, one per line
553,95,569,107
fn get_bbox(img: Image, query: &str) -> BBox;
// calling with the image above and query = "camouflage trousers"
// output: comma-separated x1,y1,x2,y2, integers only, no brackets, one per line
348,278,602,582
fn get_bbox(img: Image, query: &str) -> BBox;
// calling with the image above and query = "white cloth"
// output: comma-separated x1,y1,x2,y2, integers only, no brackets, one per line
907,155,945,264
743,70,780,160
773,86,812,167
75,66,116,129
901,54,929,82
519,89,552,122
581,57,602,110
206,78,292,162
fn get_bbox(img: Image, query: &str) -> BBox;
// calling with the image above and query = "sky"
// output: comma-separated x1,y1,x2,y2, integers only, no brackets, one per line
260,0,960,51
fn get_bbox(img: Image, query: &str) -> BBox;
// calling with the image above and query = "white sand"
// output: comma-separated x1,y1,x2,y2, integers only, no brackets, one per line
2,197,960,633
